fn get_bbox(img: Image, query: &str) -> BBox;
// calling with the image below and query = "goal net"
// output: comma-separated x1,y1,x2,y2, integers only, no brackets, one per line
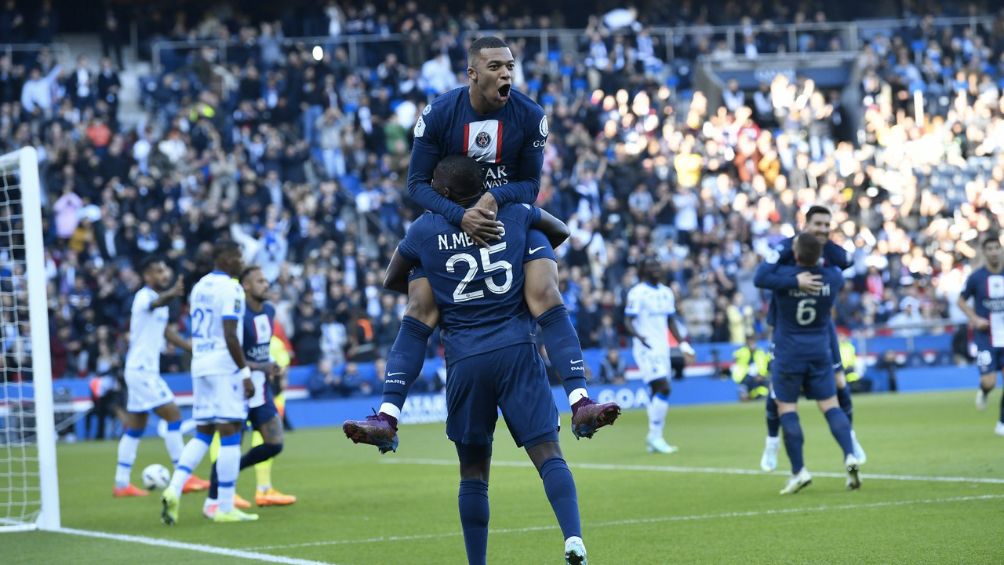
0,147,59,532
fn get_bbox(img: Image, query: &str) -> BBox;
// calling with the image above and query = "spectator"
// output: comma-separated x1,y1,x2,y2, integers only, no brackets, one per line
598,347,626,384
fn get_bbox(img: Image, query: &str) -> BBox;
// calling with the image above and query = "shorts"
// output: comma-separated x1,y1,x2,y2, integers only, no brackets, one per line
247,386,279,430
771,362,836,403
975,340,1004,375
446,343,559,447
192,373,248,424
633,345,671,383
523,230,556,263
124,369,175,413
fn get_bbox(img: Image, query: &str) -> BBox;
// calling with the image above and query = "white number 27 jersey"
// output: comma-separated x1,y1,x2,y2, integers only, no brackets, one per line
625,282,676,353
189,271,245,377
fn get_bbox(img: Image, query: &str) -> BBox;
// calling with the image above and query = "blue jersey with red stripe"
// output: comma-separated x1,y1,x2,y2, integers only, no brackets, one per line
242,303,275,365
961,266,1004,347
406,87,548,226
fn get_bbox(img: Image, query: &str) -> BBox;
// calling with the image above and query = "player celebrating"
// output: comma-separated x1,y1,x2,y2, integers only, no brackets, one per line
755,234,862,494
758,205,866,471
405,36,608,421
161,241,257,524
203,265,295,519
958,232,1004,435
623,257,695,454
113,257,208,497
356,156,589,564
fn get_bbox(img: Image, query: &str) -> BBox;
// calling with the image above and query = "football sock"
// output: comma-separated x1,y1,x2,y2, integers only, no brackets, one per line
251,431,274,491
836,385,854,425
169,431,212,496
217,432,242,513
824,407,855,457
538,457,582,540
779,412,804,474
379,316,434,418
999,391,1004,424
765,396,780,438
647,391,670,437
536,306,588,399
458,479,490,565
115,428,143,488
164,420,183,467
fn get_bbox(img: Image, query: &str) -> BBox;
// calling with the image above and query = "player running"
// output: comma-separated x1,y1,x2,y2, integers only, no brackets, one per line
161,241,258,524
203,265,295,519
755,234,862,494
758,205,866,471
623,257,695,454
958,231,1004,436
113,256,209,497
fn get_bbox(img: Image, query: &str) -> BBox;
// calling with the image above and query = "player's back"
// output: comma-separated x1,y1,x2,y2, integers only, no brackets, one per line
399,203,538,362
766,237,852,326
124,286,169,373
189,271,245,377
771,265,844,370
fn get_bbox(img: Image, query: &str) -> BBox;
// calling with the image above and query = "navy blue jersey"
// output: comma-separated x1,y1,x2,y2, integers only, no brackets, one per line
242,303,275,365
765,237,852,327
398,203,541,362
407,87,548,226
961,267,1004,347
756,264,844,371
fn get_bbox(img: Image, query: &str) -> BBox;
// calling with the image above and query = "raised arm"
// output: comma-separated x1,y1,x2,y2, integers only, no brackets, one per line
754,262,800,291
531,207,571,249
383,247,417,295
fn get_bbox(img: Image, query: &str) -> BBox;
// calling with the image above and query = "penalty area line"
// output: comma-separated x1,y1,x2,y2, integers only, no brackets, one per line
56,526,339,565
245,494,1004,551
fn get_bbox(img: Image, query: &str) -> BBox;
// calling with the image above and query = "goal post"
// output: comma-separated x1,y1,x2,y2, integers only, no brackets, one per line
0,147,60,532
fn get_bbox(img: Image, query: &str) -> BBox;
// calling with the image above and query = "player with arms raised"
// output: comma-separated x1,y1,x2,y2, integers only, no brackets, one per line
113,257,208,497
755,234,862,494
161,241,257,524
958,232,1004,435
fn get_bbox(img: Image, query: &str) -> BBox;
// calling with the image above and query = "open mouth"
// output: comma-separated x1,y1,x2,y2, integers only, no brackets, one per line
498,84,511,99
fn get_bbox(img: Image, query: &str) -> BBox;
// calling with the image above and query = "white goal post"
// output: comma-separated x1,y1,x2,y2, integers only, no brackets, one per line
0,147,60,532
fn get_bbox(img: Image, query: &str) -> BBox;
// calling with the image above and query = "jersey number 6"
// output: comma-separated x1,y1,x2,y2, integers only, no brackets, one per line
446,242,514,303
796,298,817,326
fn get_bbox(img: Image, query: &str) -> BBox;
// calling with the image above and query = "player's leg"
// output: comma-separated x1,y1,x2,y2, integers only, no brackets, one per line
162,422,213,525
761,393,781,471
114,410,149,496
251,413,296,506
772,370,812,494
996,359,1004,436
811,366,861,490
213,372,258,522
455,442,492,565
153,401,210,493
640,347,676,453
975,347,996,411
526,441,586,564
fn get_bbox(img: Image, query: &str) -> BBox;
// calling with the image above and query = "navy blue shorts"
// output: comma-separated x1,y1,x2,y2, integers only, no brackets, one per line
247,387,279,430
446,343,559,447
771,361,836,403
975,337,1004,375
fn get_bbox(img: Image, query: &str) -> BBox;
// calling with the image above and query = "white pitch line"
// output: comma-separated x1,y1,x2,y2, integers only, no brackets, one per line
246,494,1004,551
382,457,1004,485
57,526,339,565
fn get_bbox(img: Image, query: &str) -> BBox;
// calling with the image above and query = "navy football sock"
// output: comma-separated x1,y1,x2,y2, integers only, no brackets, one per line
836,385,854,425
536,306,588,397
458,479,490,565
209,461,219,500
765,396,780,438
999,391,1004,424
779,412,804,474
538,457,581,540
381,317,434,412
824,407,855,457
239,442,282,470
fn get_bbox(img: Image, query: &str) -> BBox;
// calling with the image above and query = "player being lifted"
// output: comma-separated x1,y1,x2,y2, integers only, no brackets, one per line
958,231,1004,436
623,257,695,454
755,234,862,494
758,205,866,471
343,35,618,451
203,265,295,519
161,241,257,524
355,155,589,564
113,257,209,497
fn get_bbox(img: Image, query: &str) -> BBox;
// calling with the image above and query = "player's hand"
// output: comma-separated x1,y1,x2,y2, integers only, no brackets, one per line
461,207,504,247
972,317,991,331
242,377,254,399
679,341,696,362
474,191,498,215
795,272,823,293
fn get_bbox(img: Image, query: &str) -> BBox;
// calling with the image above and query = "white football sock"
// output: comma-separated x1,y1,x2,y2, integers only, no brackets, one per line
216,442,241,513
647,394,670,437
115,434,140,488
168,434,210,496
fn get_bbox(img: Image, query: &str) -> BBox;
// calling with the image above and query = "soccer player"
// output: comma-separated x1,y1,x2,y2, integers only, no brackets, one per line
113,257,208,497
405,36,603,419
354,155,588,564
203,265,296,519
957,231,1004,436
755,234,862,494
758,205,866,471
623,257,695,454
161,241,257,524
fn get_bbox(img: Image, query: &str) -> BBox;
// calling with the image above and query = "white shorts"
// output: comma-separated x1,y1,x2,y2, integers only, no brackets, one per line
633,346,671,383
192,373,248,423
124,369,175,413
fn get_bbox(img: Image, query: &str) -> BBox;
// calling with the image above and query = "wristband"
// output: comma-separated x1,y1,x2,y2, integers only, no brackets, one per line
238,366,251,379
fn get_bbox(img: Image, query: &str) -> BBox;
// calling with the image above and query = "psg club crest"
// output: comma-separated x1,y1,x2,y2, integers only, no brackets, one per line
475,131,491,148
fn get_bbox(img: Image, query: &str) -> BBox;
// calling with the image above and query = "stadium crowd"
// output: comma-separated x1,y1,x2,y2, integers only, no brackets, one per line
1,1,1003,393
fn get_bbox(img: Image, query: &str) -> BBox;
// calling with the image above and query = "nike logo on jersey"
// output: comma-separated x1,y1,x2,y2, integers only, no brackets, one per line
570,359,583,364
387,372,406,377
529,246,545,254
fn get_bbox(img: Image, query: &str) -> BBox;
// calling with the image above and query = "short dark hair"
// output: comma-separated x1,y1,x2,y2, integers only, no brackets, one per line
982,231,1001,249
468,36,509,66
433,155,483,202
138,255,165,274
805,205,831,223
794,233,822,266
213,240,242,262
239,265,261,283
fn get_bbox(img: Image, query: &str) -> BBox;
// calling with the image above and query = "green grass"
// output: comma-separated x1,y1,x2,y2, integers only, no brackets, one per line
7,390,1004,564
